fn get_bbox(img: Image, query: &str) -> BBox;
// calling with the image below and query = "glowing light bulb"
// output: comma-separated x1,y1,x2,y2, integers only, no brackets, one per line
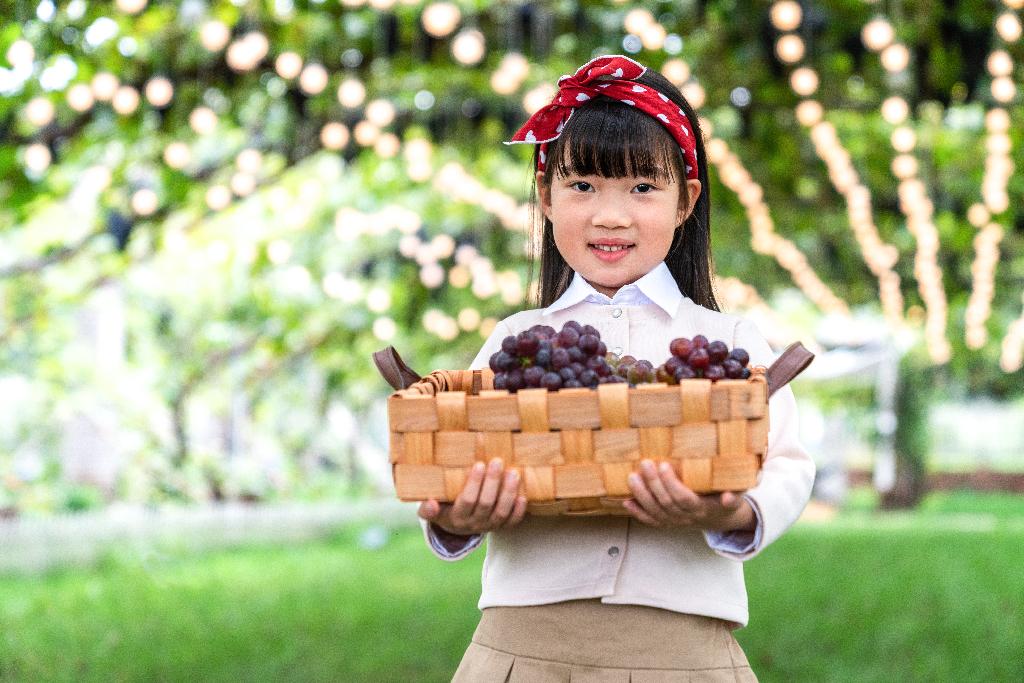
320,122,350,150
880,43,910,72
422,2,461,38
200,20,230,52
881,96,909,124
337,78,366,108
770,1,802,31
24,143,52,173
299,63,329,95
452,29,485,65
25,97,55,127
112,85,140,115
6,39,34,68
996,12,1023,42
131,188,158,215
366,99,396,126
795,100,823,126
275,52,303,79
775,34,805,63
163,142,191,169
662,59,691,86
790,67,819,96
189,106,218,135
144,76,174,107
91,72,119,101
987,50,1013,77
862,17,894,51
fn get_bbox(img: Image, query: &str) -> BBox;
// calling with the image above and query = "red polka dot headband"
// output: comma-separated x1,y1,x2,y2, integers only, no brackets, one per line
504,54,698,180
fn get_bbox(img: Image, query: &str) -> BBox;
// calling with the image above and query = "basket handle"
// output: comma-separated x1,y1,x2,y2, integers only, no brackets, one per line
373,346,423,391
765,341,815,398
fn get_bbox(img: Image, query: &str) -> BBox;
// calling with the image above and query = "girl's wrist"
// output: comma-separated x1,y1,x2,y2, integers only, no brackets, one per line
713,499,756,533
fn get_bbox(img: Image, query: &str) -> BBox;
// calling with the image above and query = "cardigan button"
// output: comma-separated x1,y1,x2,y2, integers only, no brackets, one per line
608,546,620,557
612,307,622,318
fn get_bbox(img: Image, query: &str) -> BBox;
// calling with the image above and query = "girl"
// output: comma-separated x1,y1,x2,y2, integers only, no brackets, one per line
417,54,814,682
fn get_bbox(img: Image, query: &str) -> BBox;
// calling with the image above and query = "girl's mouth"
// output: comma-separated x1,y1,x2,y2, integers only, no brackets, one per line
589,243,634,262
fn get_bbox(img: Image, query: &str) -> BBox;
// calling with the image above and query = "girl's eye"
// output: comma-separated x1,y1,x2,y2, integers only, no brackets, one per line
570,181,592,192
635,183,655,193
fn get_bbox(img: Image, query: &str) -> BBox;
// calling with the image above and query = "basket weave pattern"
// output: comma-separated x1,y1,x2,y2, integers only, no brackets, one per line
387,366,769,516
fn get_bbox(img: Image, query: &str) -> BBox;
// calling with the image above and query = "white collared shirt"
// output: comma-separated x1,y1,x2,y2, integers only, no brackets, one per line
543,261,683,318
419,265,815,628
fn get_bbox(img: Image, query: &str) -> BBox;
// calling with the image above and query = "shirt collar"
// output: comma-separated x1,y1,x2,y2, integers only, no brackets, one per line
542,261,684,318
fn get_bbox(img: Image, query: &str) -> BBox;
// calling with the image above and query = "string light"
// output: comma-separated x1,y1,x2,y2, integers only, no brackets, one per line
422,2,461,38
337,78,367,108
67,84,95,112
163,142,191,169
775,35,805,64
704,131,850,317
6,39,34,67
275,52,303,80
999,292,1024,372
862,17,895,52
299,63,329,95
144,77,174,107
24,143,51,173
967,7,1021,349
452,29,486,65
199,20,230,52
131,188,158,216
320,122,350,150
365,99,396,127
189,106,218,135
112,85,140,115
24,97,55,128
91,72,119,101
774,6,903,327
770,1,802,31
491,52,530,95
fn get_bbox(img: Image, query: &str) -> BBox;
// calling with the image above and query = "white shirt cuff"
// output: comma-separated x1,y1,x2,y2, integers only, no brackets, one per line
426,522,483,560
703,494,763,558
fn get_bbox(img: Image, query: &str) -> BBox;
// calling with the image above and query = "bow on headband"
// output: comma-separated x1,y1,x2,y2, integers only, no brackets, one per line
504,54,698,180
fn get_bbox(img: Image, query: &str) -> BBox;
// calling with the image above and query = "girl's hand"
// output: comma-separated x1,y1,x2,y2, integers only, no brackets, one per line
624,459,756,531
417,458,528,536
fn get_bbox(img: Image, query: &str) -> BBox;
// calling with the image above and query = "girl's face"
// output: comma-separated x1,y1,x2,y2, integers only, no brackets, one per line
537,170,702,298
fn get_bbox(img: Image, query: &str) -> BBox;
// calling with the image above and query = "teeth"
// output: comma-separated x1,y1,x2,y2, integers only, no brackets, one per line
593,244,631,252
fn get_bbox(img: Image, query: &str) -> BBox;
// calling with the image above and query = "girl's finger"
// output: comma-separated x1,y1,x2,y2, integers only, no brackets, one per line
628,473,670,522
472,458,505,518
451,461,486,520
489,470,520,526
657,462,701,511
719,491,743,510
623,499,661,527
502,496,529,528
417,499,439,521
651,458,700,511
642,461,682,514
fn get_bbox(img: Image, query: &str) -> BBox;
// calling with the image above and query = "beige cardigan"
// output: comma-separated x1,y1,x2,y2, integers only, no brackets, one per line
418,293,815,628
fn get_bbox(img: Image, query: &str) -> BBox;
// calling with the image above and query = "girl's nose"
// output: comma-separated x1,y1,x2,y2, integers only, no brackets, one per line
590,196,632,229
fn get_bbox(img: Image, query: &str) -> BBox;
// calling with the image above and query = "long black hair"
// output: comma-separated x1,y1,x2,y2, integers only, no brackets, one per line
525,67,718,312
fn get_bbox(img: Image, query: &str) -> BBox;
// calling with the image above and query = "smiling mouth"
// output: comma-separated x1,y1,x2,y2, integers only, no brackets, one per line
589,244,634,252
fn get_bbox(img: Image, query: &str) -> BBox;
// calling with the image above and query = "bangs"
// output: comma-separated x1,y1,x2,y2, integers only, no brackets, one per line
545,98,684,184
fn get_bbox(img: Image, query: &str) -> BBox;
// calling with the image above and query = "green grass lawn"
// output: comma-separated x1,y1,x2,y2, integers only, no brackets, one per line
1,492,1023,682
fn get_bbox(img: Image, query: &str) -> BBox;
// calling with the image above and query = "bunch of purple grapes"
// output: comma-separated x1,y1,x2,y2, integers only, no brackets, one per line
654,334,751,383
488,322,624,392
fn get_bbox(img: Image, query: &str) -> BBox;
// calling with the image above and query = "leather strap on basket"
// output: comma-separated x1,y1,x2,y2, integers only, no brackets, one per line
765,341,815,398
372,346,422,391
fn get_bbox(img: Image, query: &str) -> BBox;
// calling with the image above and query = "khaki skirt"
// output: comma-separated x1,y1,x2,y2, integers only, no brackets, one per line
452,599,757,682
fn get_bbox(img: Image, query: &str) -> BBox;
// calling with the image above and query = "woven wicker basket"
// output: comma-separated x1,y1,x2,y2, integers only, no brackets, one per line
374,342,813,517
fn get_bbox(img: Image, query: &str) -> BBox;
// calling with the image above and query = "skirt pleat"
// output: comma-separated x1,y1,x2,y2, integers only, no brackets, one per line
451,600,758,683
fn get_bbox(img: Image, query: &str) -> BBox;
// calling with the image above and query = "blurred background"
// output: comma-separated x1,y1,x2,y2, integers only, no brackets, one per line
1,0,1023,681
